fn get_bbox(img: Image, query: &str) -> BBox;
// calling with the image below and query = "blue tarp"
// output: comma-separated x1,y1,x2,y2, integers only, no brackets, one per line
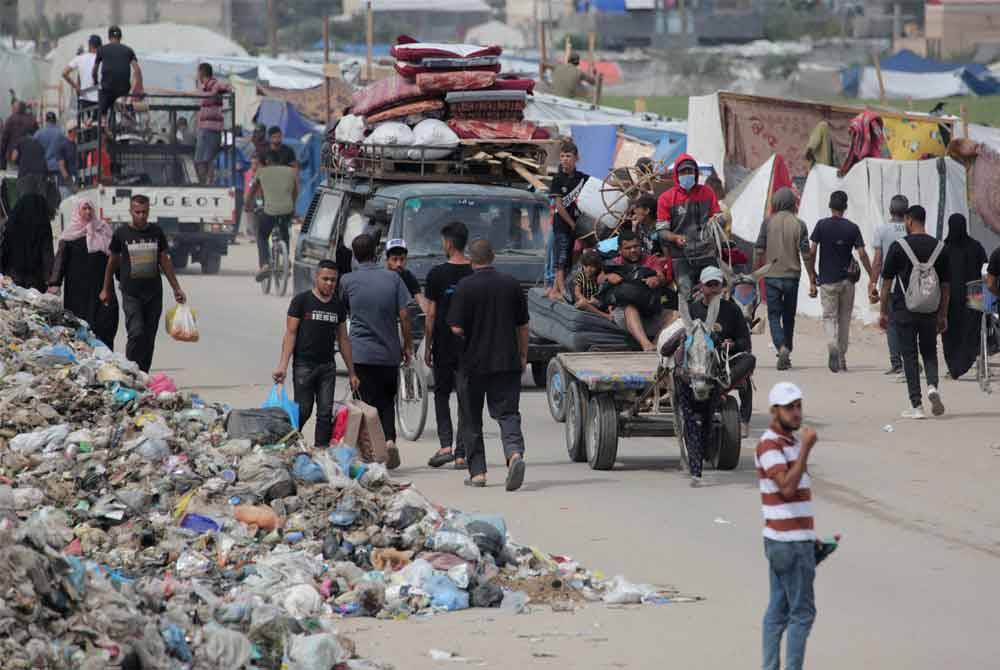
254,98,321,141
622,125,687,166
576,0,627,14
310,41,391,57
842,49,1000,97
570,124,618,179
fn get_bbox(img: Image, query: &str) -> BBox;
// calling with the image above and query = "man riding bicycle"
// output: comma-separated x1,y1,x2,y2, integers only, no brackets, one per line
673,266,755,486
246,149,297,281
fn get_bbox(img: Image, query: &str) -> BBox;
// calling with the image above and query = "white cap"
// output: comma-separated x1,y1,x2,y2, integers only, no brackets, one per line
769,382,803,407
386,238,407,253
699,266,725,284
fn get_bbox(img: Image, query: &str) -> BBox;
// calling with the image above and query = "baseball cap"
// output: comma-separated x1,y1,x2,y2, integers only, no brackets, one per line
769,382,803,407
699,266,725,285
109,25,122,39
386,238,407,254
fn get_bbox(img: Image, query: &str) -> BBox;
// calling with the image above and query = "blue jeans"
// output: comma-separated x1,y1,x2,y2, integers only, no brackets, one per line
762,538,816,670
886,308,901,369
765,277,800,352
544,231,555,287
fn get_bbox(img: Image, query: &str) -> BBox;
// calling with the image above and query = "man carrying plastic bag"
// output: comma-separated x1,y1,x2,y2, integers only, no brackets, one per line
273,260,359,446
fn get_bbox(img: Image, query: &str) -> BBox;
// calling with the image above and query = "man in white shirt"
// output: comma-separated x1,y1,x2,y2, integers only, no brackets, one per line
868,195,909,376
63,35,102,103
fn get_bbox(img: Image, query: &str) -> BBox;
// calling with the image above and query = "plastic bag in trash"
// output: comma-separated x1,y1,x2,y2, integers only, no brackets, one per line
602,575,656,604
237,453,296,501
292,454,327,483
165,303,200,342
263,384,300,429
195,623,253,668
424,574,469,611
286,633,350,670
30,343,77,366
226,408,294,444
426,529,481,562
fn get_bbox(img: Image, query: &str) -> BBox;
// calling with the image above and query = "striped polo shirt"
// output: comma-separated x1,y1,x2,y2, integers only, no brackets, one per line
755,424,815,542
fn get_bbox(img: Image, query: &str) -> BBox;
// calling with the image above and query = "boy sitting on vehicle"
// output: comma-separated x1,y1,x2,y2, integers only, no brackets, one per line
573,249,612,320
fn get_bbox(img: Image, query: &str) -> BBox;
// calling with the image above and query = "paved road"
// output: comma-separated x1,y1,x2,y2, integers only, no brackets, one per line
140,240,999,669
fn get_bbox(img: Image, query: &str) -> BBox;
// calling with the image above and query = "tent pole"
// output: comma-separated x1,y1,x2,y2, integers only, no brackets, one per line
324,16,331,126
872,50,886,104
960,104,968,138
366,0,374,83
268,0,277,58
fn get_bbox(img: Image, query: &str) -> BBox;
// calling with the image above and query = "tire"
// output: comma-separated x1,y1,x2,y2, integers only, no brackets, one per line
273,240,290,297
201,253,221,275
714,395,742,471
531,361,547,388
564,381,588,462
546,358,567,423
586,393,618,471
396,364,428,441
170,249,189,270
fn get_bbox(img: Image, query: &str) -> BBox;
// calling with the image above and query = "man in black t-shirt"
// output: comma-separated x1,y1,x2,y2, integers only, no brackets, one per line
267,127,299,170
547,140,587,302
987,246,1000,298
92,25,143,124
424,222,474,469
100,194,186,372
274,260,359,445
448,239,528,491
880,205,951,420
384,238,429,314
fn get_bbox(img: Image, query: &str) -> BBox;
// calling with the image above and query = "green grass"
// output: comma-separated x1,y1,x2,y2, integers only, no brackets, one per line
603,95,1000,127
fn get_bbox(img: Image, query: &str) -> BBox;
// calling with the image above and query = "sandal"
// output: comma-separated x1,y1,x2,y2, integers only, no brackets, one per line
454,458,466,470
505,456,526,492
427,451,455,468
464,477,486,488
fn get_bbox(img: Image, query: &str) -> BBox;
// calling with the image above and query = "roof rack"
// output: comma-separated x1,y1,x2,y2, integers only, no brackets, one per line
325,139,554,190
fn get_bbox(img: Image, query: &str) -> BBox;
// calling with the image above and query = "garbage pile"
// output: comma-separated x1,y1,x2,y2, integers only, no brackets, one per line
0,277,691,669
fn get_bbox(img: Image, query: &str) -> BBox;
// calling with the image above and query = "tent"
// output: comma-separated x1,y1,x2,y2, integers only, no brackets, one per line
0,45,45,105
795,157,968,323
842,49,1000,100
465,21,527,49
254,99,321,141
724,154,794,244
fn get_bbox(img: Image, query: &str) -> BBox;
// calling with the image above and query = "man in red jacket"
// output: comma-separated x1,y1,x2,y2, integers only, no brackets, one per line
656,154,721,301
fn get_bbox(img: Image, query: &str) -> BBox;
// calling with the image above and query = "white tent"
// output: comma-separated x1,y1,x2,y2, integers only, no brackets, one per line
796,157,968,323
465,21,527,49
725,154,780,244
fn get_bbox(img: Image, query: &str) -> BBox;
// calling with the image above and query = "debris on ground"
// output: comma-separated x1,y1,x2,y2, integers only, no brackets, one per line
0,277,693,668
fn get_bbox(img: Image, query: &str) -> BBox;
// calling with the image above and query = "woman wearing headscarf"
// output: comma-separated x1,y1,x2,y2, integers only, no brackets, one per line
0,193,54,292
47,199,119,349
942,213,987,379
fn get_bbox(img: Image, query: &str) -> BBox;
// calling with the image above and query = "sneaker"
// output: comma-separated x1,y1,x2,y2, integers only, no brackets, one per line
901,406,927,420
385,441,401,470
884,365,903,375
741,422,750,439
776,349,791,371
828,350,840,373
894,372,906,383
927,386,945,416
690,476,703,488
839,355,847,372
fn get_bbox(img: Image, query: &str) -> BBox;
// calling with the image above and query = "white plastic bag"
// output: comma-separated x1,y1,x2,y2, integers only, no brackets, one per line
165,304,199,342
363,122,414,159
408,119,459,160
334,114,366,144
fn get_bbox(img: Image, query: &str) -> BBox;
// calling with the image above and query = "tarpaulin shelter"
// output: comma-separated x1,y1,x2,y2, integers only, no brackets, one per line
254,99,321,141
842,49,1000,100
796,157,968,323
723,154,795,244
571,125,619,178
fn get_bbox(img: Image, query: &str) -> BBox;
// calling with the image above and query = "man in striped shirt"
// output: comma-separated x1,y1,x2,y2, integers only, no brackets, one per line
755,382,817,670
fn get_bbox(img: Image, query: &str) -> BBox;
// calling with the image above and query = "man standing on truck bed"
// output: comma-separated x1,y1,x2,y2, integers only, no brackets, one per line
92,25,143,129
100,194,187,372
247,151,297,280
425,221,474,470
194,63,230,185
62,34,102,104
547,140,587,302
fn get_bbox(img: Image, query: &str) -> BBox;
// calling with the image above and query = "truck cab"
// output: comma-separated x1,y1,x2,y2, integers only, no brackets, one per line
57,92,239,274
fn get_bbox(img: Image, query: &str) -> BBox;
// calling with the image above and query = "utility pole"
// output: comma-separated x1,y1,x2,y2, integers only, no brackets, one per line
110,0,122,26
267,0,277,57
223,0,232,39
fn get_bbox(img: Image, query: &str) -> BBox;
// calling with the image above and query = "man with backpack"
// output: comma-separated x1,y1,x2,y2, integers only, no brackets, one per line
879,205,950,420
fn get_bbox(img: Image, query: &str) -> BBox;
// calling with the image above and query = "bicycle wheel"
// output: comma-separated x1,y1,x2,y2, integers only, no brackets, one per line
396,363,428,441
980,315,992,394
274,239,290,297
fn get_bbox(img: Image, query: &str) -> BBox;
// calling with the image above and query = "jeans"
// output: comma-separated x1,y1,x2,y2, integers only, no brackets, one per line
460,370,525,477
256,213,291,267
673,256,713,303
433,361,466,457
819,279,855,355
886,308,902,369
544,231,555,287
762,538,817,670
121,291,163,373
895,310,939,408
355,363,399,443
292,361,337,446
765,277,800,352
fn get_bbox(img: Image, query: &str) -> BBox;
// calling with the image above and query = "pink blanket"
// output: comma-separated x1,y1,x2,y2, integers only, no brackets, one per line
351,76,426,117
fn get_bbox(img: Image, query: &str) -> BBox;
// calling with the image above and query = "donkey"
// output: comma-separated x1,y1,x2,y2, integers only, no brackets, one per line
658,295,722,402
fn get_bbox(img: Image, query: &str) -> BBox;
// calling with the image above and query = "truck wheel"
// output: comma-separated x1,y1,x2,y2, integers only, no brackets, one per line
170,249,189,270
201,253,222,275
714,395,742,471
546,358,567,423
530,361,546,388
564,381,588,463
586,393,618,471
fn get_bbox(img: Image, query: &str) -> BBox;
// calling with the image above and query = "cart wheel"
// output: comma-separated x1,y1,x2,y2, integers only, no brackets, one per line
586,394,618,471
531,361,547,388
564,381,588,462
546,358,567,423
714,395,742,471
979,317,992,394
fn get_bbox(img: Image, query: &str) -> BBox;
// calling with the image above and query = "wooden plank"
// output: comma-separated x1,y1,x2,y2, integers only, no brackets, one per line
510,162,548,191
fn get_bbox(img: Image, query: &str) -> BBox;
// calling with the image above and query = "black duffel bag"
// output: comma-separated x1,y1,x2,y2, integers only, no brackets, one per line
225,407,295,444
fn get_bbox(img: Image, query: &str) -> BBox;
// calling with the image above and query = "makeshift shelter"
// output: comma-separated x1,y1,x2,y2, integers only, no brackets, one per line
0,44,45,106
254,99,321,141
842,50,1000,100
795,157,968,323
687,92,957,186
724,154,795,244
465,21,527,49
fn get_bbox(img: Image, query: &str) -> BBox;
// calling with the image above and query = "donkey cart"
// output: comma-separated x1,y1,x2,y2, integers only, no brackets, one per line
554,349,742,472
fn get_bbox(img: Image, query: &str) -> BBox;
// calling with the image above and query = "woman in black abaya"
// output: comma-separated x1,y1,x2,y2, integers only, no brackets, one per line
942,213,987,379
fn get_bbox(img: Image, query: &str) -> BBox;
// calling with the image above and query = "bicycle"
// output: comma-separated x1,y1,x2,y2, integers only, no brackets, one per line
259,216,290,297
396,340,429,441
969,279,1000,394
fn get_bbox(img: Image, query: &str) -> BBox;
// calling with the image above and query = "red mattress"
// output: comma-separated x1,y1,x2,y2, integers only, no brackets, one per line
447,120,547,141
350,75,426,117
492,78,536,94
391,40,503,62
416,70,496,93
395,61,501,79
367,99,445,125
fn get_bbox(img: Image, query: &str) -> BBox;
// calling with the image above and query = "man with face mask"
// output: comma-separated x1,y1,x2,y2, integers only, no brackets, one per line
655,154,721,301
